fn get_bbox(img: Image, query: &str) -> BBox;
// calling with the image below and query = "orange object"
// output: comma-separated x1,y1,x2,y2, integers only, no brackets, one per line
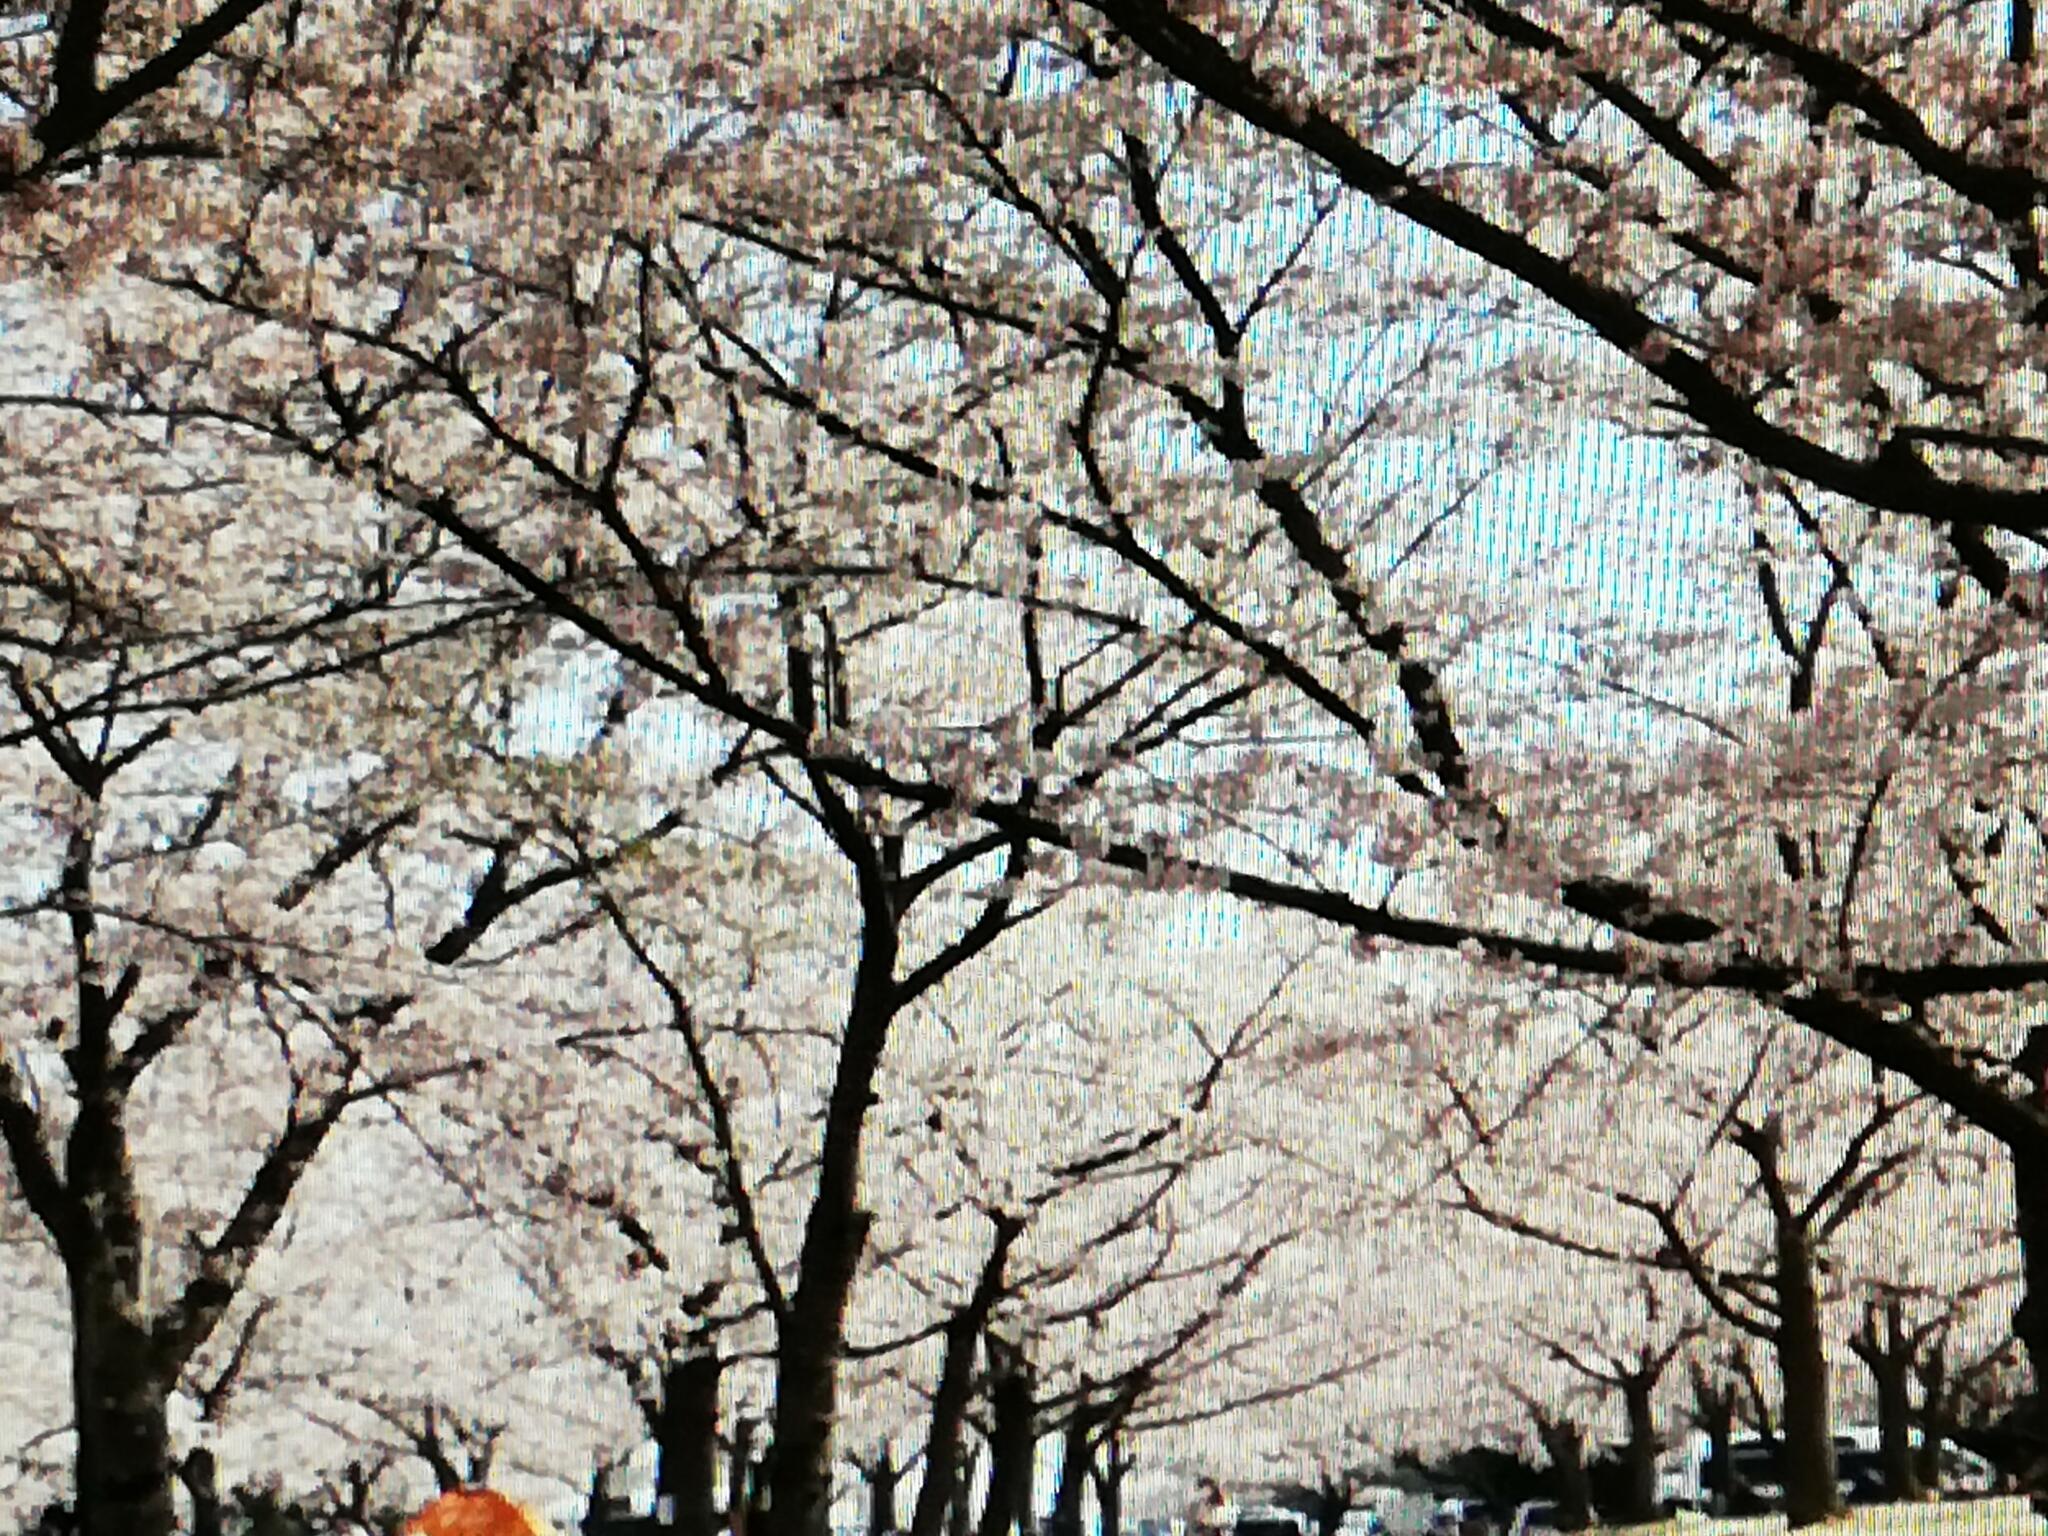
402,1489,557,1536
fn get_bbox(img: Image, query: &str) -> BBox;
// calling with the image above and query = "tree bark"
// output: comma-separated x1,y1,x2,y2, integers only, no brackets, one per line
1878,1394,1921,1504
176,1449,224,1536
1851,1298,1921,1502
913,1216,1022,1536
1091,1436,1132,1536
979,1346,1037,1536
658,1349,725,1536
1535,1415,1592,1533
762,905,898,1536
730,1417,758,1536
912,1330,981,1536
856,1443,904,1536
1616,1379,1659,1523
1911,1340,1950,1493
949,1443,982,1536
2011,1134,2048,1511
0,898,381,1536
1305,1475,1352,1536
47,953,179,1536
1048,1401,1100,1536
71,1269,176,1536
1774,1225,1840,1528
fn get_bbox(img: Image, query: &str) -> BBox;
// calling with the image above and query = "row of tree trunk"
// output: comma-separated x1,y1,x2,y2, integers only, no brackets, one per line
1525,1311,1999,1536
588,1329,1135,1536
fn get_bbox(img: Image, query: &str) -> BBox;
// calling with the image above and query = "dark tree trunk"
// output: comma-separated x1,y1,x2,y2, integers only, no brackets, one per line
1616,1379,1660,1523
979,1347,1037,1536
1049,1402,1100,1536
2011,1135,2048,1511
913,1326,983,1536
730,1417,758,1536
857,1443,904,1536
176,1449,224,1536
949,1444,981,1536
1911,1341,1950,1493
328,1461,380,1533
1091,1436,1132,1536
61,1068,178,1536
763,925,898,1536
1852,1298,1922,1502
659,1349,726,1536
1878,1379,1920,1502
1912,1436,1942,1497
0,799,383,1536
1307,1476,1351,1536
72,1273,176,1536
240,1487,313,1536
756,821,1032,1536
1535,1415,1592,1532
1774,1226,1840,1529
913,1217,1022,1536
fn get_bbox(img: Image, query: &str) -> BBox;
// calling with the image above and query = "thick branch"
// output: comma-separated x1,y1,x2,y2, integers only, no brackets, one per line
1077,0,2048,536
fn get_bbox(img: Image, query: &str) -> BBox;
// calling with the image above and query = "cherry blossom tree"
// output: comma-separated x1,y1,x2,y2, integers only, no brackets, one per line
1508,1273,1702,1524
1837,1142,2017,1501
0,292,691,1528
1436,1004,1972,1525
639,0,2048,1487
0,388,538,1532
13,0,2048,1522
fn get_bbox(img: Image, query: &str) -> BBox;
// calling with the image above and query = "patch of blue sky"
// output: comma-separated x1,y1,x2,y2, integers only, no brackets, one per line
503,646,622,759
1217,215,1748,764
1187,96,1739,548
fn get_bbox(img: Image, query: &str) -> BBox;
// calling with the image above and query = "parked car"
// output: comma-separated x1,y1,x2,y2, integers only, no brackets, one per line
1657,1423,2003,1512
1724,1438,1784,1503
1708,1430,1946,1507
1837,1425,1999,1497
